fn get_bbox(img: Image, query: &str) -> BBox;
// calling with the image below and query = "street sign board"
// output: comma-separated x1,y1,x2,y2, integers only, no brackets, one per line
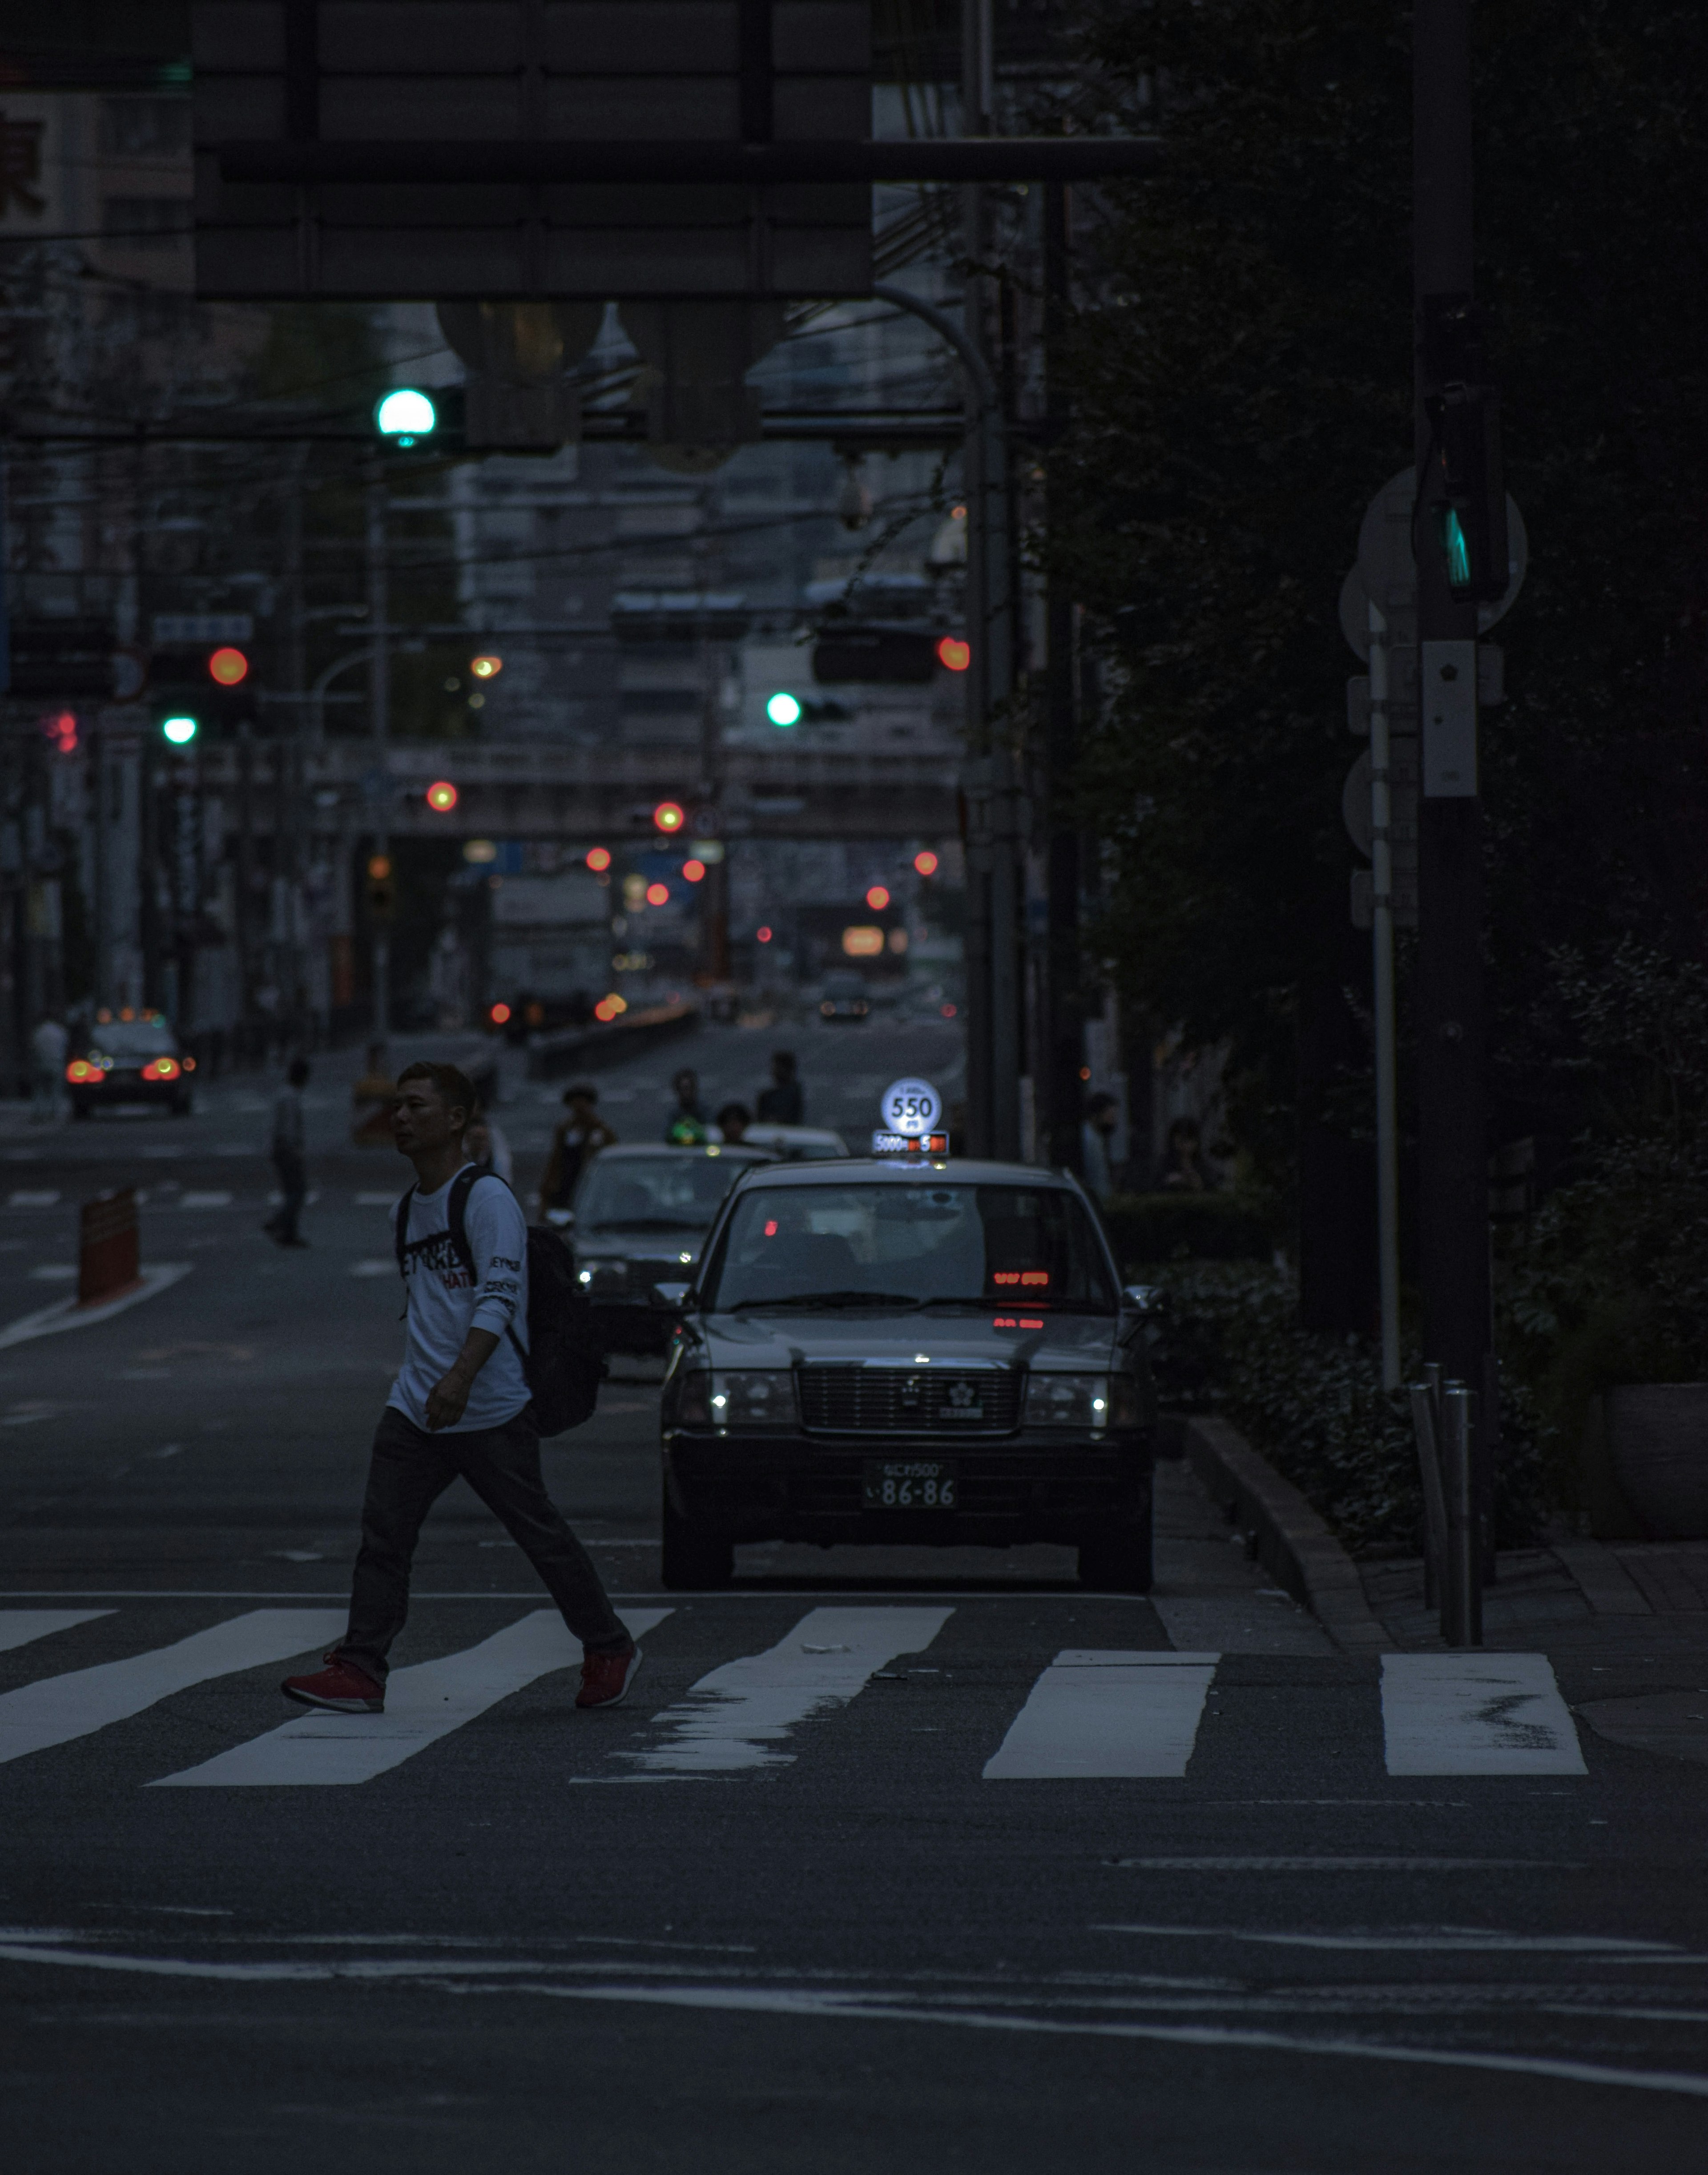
191,0,874,301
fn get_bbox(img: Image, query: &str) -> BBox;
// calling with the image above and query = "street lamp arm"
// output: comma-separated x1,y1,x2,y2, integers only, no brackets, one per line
870,282,999,428
310,646,375,746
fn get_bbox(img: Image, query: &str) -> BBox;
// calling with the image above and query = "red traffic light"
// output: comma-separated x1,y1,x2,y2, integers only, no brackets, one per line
936,636,971,673
585,846,612,872
866,885,890,911
653,801,685,834
914,850,939,877
682,859,706,883
425,779,458,812
490,1002,512,1025
208,646,250,686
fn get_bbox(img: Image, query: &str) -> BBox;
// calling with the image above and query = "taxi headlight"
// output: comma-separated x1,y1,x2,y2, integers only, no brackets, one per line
1024,1372,1112,1431
708,1370,794,1429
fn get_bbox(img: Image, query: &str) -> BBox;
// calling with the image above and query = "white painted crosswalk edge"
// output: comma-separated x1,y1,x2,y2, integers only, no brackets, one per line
0,1610,113,1655
622,1606,952,1774
983,1651,1220,1780
154,1607,672,1788
0,1610,346,1766
1381,1652,1587,1776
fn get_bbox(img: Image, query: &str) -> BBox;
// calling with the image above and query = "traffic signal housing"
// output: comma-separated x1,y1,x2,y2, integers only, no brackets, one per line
1422,293,1509,606
367,853,396,920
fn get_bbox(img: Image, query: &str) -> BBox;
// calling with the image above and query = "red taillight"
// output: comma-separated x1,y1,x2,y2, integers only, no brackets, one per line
183,1056,196,1072
141,1057,181,1082
65,1060,93,1083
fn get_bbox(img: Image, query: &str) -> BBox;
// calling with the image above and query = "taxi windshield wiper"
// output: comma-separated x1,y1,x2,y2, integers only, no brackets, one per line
729,1291,923,1311
585,1216,709,1232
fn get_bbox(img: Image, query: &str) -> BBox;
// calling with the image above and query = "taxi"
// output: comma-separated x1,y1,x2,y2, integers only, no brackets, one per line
655,1107,1156,1592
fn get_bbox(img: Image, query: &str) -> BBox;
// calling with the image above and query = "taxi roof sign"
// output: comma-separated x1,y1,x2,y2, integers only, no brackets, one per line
872,1130,950,1158
879,1077,942,1138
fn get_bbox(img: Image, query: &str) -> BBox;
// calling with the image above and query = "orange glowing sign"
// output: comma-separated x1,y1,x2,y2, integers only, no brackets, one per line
993,1271,1051,1287
842,925,884,957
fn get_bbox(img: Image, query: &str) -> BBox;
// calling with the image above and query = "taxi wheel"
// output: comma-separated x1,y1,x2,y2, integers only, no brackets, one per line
1077,1503,1153,1594
661,1492,734,1590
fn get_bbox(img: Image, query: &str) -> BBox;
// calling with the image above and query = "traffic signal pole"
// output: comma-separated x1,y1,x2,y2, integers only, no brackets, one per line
1414,0,1491,1618
365,456,391,1043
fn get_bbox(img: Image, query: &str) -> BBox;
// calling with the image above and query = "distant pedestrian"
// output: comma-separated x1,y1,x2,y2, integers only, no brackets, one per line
715,1101,751,1145
1156,1115,1208,1193
466,1105,513,1183
29,1013,67,1124
664,1066,708,1146
756,1049,803,1126
264,1057,311,1246
540,1082,617,1216
1080,1091,1120,1205
280,1061,640,1716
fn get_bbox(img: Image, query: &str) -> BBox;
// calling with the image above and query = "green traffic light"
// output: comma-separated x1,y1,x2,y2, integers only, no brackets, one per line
766,691,802,727
161,715,197,745
1440,507,1472,593
375,388,437,446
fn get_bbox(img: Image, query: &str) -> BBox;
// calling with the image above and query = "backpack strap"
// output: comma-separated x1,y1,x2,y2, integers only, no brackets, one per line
393,1184,416,1278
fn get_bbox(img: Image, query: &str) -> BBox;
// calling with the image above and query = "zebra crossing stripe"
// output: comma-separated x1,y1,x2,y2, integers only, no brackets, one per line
983,1651,1221,1780
617,1606,953,1775
152,1609,673,1788
0,1610,346,1767
0,1610,113,1655
1381,1653,1587,1776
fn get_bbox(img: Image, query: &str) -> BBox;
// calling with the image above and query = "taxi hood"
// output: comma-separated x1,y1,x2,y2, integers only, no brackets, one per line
697,1307,1122,1371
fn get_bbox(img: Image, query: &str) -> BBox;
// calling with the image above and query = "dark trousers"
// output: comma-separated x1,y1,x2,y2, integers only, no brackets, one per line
269,1146,306,1241
338,1406,628,1682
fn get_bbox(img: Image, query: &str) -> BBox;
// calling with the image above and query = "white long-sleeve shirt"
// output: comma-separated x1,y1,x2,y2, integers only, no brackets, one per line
388,1167,530,1433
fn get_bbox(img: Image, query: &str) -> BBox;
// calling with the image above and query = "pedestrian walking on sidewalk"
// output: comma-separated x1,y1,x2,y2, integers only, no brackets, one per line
282,1060,639,1716
263,1056,311,1247
29,1013,68,1124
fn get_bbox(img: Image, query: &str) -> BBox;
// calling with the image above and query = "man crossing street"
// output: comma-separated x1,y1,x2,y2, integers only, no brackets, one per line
282,1060,640,1716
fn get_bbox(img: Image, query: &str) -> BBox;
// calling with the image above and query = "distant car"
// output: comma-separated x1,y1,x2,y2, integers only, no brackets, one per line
567,1142,777,1355
656,1155,1157,1590
738,1124,850,1162
66,1016,194,1119
819,971,869,1022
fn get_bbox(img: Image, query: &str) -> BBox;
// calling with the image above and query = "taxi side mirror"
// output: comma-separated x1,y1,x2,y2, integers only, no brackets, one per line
1123,1283,1158,1312
651,1280,692,1311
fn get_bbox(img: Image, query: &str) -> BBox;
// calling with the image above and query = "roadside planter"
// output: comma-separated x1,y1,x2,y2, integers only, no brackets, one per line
1605,1384,1708,1539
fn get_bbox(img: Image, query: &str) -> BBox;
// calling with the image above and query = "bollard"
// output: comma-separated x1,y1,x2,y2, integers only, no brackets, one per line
78,1188,141,1307
1408,1380,1450,1614
1440,1384,1481,1647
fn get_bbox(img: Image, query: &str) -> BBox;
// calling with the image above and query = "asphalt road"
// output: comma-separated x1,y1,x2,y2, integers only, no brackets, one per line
0,1021,1704,2172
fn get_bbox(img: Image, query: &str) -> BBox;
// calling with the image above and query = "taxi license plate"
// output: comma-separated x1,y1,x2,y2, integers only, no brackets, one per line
863,1459,958,1510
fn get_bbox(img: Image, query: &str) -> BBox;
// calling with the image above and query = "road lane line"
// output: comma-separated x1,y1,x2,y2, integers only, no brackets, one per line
983,1651,1220,1779
0,1610,113,1654
152,1608,672,1787
618,1606,952,1774
1381,1653,1587,1775
0,1610,346,1765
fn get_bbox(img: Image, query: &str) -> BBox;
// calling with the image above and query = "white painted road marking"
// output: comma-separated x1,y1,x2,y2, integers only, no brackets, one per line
7,1190,59,1207
618,1606,952,1775
0,1609,113,1654
348,1260,393,1278
177,1192,233,1209
0,1610,346,1766
154,1608,672,1788
1381,1653,1587,1776
983,1651,1220,1779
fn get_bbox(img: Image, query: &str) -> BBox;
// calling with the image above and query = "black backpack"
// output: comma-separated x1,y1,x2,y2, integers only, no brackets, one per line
393,1166,604,1436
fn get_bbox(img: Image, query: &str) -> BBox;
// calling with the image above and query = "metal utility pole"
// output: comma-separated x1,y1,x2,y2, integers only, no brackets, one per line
1414,0,1492,1587
1367,601,1402,1391
956,0,1021,1160
1041,178,1082,1171
365,456,391,1043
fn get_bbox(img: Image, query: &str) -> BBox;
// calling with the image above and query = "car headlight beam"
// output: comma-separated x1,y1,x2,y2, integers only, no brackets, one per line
1024,1372,1118,1432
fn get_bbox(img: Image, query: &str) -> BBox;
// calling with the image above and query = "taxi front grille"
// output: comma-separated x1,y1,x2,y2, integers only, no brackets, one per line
798,1365,1020,1435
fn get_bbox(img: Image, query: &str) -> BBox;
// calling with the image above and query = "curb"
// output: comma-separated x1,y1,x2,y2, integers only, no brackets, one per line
0,1263,193,1351
1182,1413,1395,1654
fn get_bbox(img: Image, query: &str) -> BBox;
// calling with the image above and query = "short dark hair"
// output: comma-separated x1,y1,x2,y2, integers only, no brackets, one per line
564,1081,598,1105
396,1059,476,1128
716,1102,750,1128
1085,1090,1117,1118
772,1050,797,1074
287,1056,310,1086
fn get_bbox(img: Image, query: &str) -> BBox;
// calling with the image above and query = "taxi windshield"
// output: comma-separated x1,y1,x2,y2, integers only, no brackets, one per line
701,1182,1116,1312
575,1154,756,1233
86,1021,176,1057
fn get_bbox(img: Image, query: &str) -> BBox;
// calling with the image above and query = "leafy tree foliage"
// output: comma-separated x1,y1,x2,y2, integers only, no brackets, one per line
1046,1,1708,1189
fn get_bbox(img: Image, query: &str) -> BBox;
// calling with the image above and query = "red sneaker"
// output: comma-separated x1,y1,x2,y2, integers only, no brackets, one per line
576,1644,642,1710
281,1652,384,1713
